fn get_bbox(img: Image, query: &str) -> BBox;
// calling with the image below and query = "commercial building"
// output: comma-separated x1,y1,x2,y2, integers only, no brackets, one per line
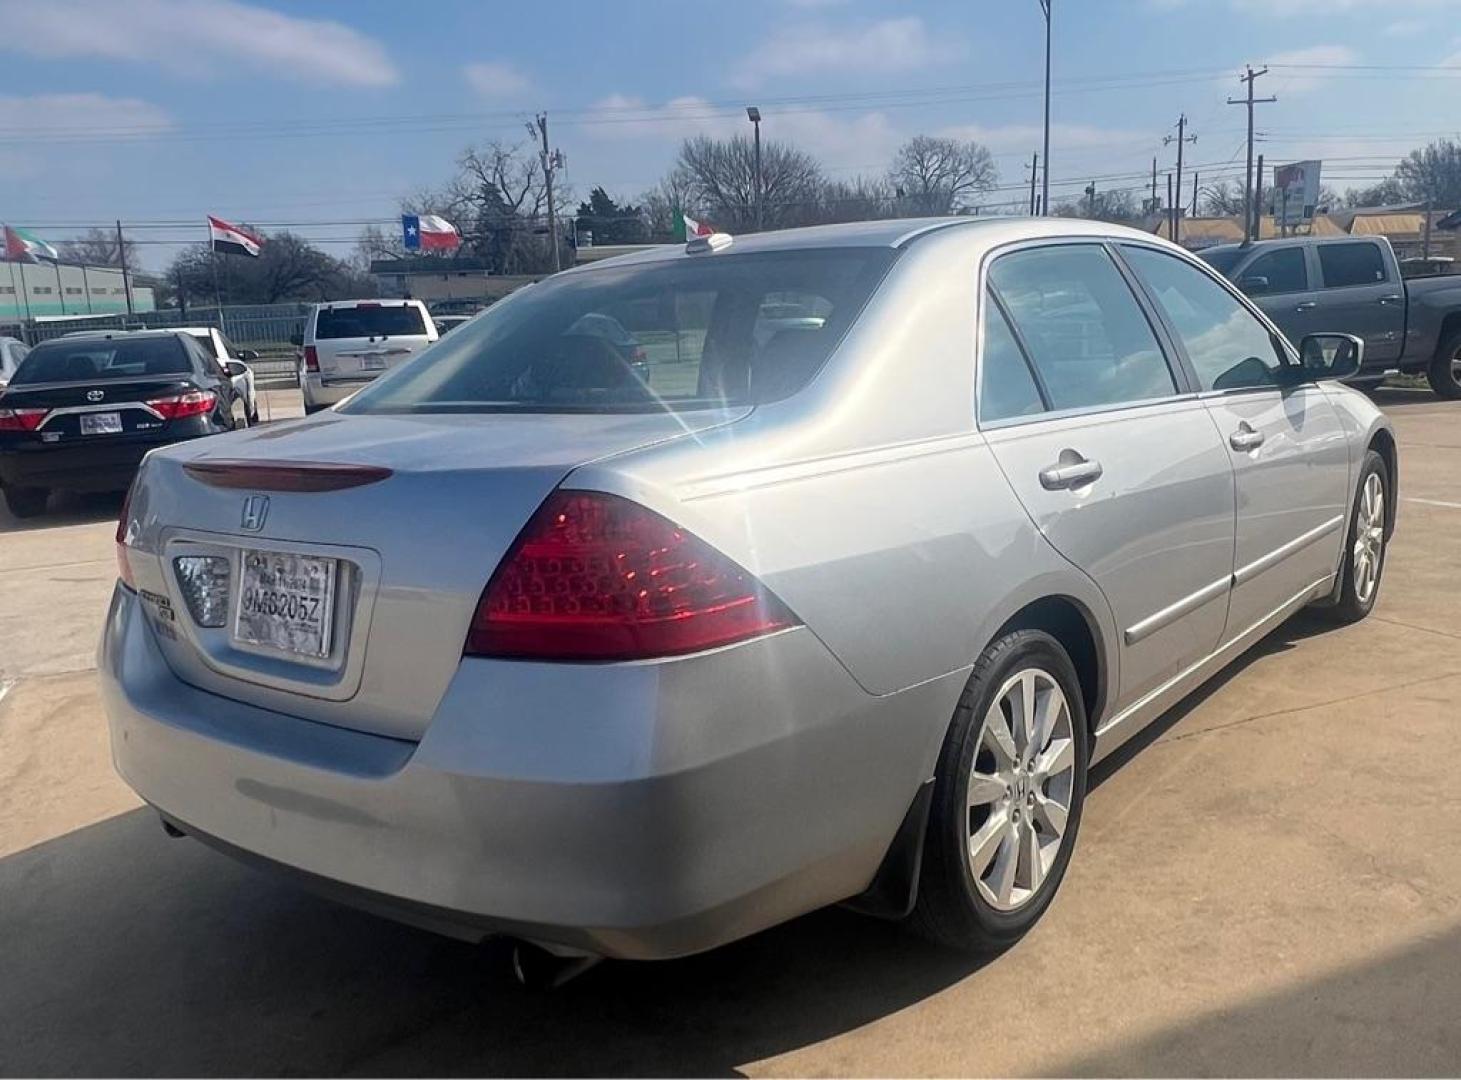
0,262,154,320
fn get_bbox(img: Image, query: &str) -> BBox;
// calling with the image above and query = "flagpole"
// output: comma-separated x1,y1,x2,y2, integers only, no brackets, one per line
81,264,93,313
6,260,20,324
209,218,223,313
53,260,66,315
17,260,31,321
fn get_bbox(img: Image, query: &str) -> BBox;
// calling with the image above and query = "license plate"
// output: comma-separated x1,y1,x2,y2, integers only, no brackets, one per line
233,550,337,658
80,412,122,435
361,354,387,370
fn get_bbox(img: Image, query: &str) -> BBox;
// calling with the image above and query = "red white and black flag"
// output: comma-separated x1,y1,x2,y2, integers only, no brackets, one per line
208,215,263,258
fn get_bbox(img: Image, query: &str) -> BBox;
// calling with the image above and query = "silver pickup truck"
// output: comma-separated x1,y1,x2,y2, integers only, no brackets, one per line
1201,235,1461,397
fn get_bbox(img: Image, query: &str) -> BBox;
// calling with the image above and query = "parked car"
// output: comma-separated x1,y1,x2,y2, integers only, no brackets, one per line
0,336,29,390
101,219,1395,983
177,327,260,424
0,330,250,517
432,314,473,336
294,298,438,414
1200,235,1461,397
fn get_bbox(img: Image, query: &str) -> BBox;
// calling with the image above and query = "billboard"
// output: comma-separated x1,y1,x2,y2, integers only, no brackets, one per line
1272,160,1322,227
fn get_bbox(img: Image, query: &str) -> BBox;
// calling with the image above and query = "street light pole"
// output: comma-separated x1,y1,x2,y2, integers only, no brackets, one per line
1039,0,1051,216
747,106,763,231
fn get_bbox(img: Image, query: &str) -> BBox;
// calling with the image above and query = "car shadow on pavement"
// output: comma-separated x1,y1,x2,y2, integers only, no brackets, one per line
0,489,123,533
0,807,992,1077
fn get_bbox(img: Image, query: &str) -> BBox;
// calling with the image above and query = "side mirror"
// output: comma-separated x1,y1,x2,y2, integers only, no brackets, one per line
224,360,249,378
1297,333,1364,382
1237,274,1269,295
289,331,303,348
237,348,259,361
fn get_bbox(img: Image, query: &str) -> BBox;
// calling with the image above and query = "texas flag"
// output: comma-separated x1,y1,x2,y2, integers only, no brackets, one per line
402,214,461,252
208,215,263,257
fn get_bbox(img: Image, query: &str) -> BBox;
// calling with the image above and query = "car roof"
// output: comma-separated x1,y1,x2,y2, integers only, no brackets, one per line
316,298,422,310
47,328,190,342
561,216,1175,274
1204,234,1382,258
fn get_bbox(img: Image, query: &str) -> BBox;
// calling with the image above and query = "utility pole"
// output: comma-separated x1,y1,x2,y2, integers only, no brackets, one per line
1254,154,1265,241
1228,65,1275,245
531,113,562,272
1423,196,1434,259
115,220,134,317
1028,152,1040,215
1163,114,1197,246
1150,157,1158,214
1085,181,1097,217
1038,0,1051,216
1191,171,1199,217
1166,173,1175,240
747,107,763,231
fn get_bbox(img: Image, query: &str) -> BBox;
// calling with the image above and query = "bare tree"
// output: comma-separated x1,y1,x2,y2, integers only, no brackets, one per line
814,176,899,224
1198,179,1246,217
888,135,997,215
57,226,137,268
640,171,699,240
674,134,824,232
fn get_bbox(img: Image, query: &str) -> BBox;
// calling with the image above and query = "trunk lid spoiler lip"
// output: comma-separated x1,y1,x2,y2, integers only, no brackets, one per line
182,459,393,492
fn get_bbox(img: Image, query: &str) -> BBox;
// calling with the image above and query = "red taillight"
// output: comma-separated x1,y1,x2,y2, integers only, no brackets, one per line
115,480,136,589
147,390,216,420
466,491,798,662
303,345,320,372
0,407,48,431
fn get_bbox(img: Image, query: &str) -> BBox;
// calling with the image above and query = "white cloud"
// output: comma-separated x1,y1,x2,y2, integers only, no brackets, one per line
0,92,172,136
732,17,964,87
1261,44,1360,92
0,0,398,87
463,61,533,100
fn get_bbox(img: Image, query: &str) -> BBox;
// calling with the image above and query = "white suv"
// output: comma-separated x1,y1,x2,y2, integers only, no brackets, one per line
298,299,437,413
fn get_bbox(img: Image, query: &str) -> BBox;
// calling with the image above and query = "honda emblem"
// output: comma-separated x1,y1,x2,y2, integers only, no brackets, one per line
87,389,105,402
240,495,269,532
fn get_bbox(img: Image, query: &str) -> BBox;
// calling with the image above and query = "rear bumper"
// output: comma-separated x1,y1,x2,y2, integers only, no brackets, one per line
301,372,377,407
0,426,210,492
100,585,961,959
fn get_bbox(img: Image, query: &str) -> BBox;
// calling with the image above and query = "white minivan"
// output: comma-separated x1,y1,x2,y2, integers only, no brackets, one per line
298,298,438,413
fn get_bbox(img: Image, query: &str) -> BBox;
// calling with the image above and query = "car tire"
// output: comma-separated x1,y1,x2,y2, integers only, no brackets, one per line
3,485,49,518
1425,329,1461,399
1323,448,1390,624
909,629,1089,954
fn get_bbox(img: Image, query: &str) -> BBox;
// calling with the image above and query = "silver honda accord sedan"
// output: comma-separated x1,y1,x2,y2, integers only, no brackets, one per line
101,218,1396,968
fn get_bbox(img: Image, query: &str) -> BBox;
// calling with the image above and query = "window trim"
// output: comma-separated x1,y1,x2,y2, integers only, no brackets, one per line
1113,239,1303,400
1314,239,1391,290
1235,245,1311,297
975,236,1194,430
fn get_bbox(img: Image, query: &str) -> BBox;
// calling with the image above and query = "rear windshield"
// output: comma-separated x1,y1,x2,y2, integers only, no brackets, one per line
315,304,427,339
341,248,895,414
1197,248,1245,275
10,336,191,385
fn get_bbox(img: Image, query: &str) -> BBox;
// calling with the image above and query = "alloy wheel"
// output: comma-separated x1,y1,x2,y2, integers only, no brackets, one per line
1353,471,1385,604
966,667,1076,912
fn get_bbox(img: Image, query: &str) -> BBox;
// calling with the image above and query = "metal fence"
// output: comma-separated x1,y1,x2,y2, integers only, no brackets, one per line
5,303,309,386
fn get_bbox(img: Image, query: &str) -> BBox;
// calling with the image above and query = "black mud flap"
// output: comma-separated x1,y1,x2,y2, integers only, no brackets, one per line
842,778,934,920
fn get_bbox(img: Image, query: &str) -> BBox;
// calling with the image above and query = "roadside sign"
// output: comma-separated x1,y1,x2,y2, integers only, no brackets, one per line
1273,160,1322,227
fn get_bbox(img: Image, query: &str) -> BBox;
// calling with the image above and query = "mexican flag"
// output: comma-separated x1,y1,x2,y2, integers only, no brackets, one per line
3,225,58,262
673,212,714,242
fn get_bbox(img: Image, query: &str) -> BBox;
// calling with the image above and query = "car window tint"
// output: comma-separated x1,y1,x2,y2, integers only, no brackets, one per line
1318,242,1387,288
979,292,1045,422
1241,247,1308,294
989,245,1175,411
9,337,191,385
342,249,895,413
1122,245,1285,392
316,305,427,339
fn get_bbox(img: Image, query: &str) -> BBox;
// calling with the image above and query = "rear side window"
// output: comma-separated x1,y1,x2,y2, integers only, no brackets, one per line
342,249,895,413
10,337,191,385
1240,247,1308,295
979,291,1045,422
316,305,427,339
988,244,1176,412
1122,245,1285,392
186,331,220,357
1318,243,1388,288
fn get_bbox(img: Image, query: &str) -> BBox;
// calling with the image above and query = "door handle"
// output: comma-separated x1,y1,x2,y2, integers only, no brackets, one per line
1294,301,1317,312
1378,294,1403,305
1229,423,1265,452
1039,453,1103,491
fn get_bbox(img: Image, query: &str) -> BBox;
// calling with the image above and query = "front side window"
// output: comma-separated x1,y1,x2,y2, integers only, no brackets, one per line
1318,242,1387,288
979,291,1045,422
1122,245,1286,392
1240,247,1309,295
343,249,894,413
988,244,1176,412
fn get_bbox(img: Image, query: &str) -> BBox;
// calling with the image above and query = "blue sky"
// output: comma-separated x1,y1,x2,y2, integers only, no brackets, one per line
0,0,1457,270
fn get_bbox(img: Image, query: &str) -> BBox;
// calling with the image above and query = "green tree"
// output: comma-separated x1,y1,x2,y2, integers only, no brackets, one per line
575,187,648,245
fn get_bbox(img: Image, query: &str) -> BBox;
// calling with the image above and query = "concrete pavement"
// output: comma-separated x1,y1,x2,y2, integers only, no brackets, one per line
1,388,1459,1076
